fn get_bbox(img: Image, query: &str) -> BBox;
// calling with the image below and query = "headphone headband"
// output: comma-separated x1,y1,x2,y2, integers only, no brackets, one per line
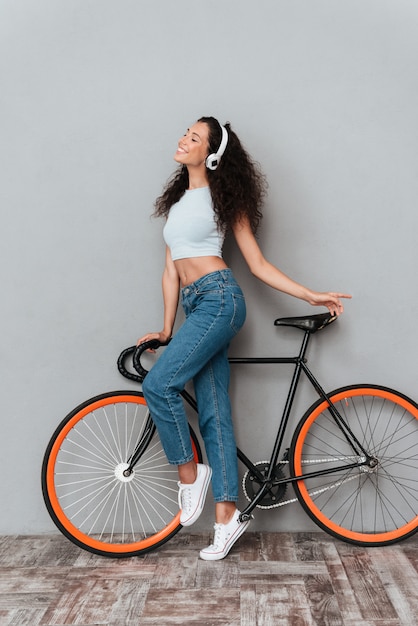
205,125,228,170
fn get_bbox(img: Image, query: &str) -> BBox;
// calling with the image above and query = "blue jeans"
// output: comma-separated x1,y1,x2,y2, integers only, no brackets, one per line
142,269,246,502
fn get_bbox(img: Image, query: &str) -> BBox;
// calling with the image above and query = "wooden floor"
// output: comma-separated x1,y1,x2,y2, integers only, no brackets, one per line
1,531,418,625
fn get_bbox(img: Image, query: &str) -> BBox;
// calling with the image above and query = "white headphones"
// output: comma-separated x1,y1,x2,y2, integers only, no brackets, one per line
205,125,228,170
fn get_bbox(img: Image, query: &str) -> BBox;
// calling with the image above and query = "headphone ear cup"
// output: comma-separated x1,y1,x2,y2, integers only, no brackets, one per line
205,153,219,170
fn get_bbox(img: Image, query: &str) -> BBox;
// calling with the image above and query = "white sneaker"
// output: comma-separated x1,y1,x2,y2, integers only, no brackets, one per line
178,463,212,527
199,509,250,561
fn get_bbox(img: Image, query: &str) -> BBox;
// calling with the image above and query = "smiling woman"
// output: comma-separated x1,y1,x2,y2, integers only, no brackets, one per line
137,115,351,560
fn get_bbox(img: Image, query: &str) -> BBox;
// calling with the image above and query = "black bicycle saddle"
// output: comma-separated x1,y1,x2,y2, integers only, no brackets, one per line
274,312,337,333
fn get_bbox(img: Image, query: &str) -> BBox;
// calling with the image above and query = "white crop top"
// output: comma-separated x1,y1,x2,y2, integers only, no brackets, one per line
163,187,225,261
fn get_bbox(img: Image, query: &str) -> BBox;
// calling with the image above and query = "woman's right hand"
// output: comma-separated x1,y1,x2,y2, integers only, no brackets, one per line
136,331,171,352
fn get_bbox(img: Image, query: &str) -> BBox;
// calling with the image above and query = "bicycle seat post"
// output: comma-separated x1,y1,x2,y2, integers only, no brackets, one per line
298,329,312,362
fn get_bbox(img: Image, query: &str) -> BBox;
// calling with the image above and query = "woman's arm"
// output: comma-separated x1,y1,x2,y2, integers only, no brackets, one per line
232,217,351,315
137,246,180,345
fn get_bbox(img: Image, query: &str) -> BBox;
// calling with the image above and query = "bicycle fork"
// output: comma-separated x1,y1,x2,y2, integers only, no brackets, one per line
123,389,198,477
123,415,156,477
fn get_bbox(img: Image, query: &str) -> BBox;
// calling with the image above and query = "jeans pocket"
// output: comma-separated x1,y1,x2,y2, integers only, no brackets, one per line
230,293,246,334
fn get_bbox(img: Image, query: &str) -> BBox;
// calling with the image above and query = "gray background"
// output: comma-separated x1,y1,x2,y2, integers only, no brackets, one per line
1,0,417,535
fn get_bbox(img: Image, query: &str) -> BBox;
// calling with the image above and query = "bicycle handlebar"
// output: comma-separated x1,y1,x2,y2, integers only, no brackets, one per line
117,339,166,383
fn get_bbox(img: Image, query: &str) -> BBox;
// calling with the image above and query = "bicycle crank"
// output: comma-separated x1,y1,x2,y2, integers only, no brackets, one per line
243,461,287,509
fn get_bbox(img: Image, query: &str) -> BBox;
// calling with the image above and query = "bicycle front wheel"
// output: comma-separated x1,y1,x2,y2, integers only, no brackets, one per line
42,391,202,557
290,385,418,546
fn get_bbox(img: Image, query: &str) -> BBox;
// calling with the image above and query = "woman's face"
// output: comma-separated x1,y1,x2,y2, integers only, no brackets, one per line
174,121,210,168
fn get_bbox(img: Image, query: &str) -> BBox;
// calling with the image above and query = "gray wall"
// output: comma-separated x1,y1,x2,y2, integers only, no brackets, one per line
1,0,417,534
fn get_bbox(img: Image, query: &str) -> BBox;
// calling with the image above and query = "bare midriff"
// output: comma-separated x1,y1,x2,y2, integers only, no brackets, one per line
174,256,228,287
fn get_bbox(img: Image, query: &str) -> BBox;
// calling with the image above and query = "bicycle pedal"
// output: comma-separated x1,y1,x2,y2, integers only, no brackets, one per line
239,513,254,523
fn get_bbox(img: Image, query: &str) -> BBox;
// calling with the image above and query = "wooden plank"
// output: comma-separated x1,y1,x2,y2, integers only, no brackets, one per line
337,544,398,621
0,535,79,568
320,538,365,623
41,578,117,624
294,532,325,562
304,574,343,625
151,556,199,589
196,558,240,589
0,592,53,610
140,589,240,625
240,560,328,585
238,532,298,563
240,585,258,626
259,532,298,563
108,580,150,626
235,531,265,561
0,567,68,594
0,607,47,626
65,563,157,581
251,583,314,626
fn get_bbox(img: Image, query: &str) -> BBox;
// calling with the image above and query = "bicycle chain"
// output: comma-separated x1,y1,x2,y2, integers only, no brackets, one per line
243,458,362,510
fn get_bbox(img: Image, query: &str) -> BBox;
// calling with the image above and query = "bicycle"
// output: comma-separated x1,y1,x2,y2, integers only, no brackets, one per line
42,312,418,557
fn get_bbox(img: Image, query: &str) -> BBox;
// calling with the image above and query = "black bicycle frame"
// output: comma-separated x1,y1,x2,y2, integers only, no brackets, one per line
126,327,372,517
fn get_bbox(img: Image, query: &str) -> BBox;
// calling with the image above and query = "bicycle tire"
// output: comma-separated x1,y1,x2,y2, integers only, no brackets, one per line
42,390,202,557
290,384,418,546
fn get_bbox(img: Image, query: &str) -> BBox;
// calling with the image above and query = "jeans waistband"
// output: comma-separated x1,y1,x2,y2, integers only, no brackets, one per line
181,269,235,295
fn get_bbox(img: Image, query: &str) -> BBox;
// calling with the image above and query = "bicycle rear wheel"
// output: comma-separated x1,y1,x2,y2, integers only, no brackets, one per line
290,385,418,546
42,391,202,557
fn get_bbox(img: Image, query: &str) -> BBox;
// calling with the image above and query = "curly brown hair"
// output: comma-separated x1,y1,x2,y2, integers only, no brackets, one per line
153,116,267,234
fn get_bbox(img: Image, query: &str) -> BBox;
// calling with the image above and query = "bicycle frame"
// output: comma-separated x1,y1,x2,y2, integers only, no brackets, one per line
125,325,374,520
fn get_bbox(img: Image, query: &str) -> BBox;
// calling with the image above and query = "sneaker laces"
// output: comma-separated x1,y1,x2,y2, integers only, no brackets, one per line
208,523,229,550
178,482,193,513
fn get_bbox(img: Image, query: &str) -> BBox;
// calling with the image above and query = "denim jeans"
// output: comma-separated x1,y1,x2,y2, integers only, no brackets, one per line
142,269,246,502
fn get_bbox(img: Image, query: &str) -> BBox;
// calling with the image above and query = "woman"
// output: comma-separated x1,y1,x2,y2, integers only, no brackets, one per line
138,116,351,561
